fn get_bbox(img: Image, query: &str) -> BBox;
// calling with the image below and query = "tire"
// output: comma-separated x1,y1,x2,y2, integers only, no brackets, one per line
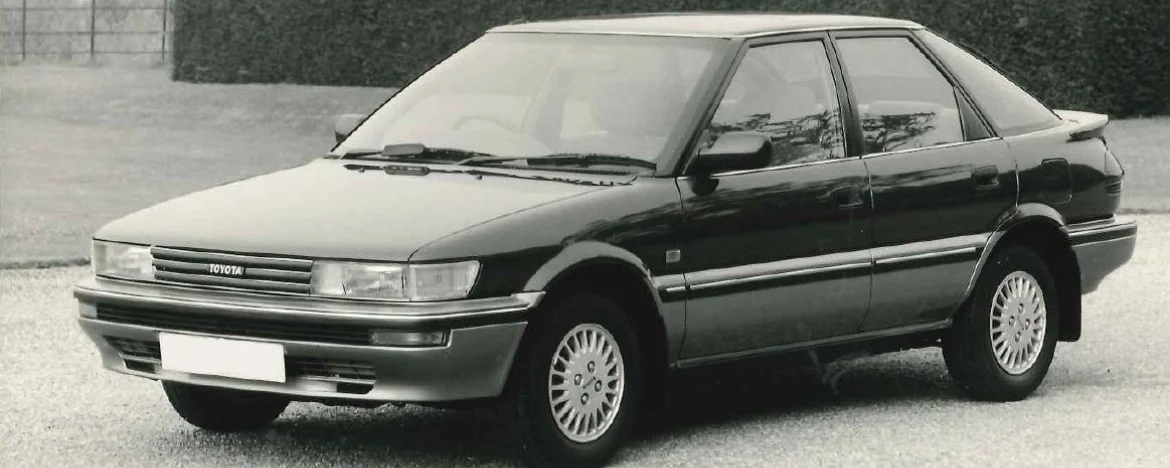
162,382,290,432
507,291,643,468
943,245,1060,401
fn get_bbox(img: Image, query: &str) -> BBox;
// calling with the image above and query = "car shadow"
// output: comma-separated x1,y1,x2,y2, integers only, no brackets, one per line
174,405,522,466
638,349,960,436
151,350,974,466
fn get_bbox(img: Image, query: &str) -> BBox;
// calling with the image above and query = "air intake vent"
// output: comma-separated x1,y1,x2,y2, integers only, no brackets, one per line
97,306,370,345
104,337,375,390
286,357,376,385
106,336,161,363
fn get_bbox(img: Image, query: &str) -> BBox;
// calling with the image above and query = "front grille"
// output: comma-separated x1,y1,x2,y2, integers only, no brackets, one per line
151,247,313,294
104,337,376,386
97,306,370,345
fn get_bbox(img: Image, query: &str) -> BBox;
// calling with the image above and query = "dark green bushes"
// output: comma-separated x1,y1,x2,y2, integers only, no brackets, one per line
172,0,1169,116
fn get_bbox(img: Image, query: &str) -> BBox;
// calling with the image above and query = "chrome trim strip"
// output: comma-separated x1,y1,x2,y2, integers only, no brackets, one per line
1064,218,1116,232
690,261,870,291
871,234,988,264
874,247,978,266
74,277,543,325
665,286,688,294
686,249,873,288
1067,218,1137,238
652,273,687,291
1071,234,1136,250
675,235,989,293
859,138,1002,159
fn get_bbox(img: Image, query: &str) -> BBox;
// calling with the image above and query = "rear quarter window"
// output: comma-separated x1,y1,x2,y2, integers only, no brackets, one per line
917,30,1062,136
835,37,965,154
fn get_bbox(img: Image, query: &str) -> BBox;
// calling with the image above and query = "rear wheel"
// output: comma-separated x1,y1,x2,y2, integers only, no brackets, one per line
507,292,642,468
162,382,289,431
943,246,1059,401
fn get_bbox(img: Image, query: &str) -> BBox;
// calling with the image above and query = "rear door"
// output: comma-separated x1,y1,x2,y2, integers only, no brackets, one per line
676,34,872,362
830,30,1017,331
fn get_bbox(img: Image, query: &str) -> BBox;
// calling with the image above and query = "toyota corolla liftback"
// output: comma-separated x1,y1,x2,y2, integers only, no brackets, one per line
76,13,1136,468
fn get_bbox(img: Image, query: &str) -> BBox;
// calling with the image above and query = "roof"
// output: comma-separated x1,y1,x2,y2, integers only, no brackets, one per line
489,12,922,38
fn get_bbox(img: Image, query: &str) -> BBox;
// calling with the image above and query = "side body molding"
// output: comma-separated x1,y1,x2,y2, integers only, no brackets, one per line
521,241,684,362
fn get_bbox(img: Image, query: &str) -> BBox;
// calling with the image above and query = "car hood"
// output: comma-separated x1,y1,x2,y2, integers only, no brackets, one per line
95,159,618,261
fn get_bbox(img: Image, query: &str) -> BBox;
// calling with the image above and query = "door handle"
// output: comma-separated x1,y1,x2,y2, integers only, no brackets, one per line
972,165,1000,190
830,185,864,209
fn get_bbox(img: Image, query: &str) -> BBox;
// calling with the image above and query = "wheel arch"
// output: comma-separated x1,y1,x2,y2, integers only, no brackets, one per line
516,242,672,411
964,204,1082,341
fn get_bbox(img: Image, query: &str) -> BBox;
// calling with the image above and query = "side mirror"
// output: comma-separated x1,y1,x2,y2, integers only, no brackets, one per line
333,114,366,144
690,131,772,174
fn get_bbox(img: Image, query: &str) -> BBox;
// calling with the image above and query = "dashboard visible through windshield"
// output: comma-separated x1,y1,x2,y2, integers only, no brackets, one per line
335,33,725,172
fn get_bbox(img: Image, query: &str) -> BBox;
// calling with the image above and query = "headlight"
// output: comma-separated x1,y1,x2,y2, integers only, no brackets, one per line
311,260,479,301
92,241,154,280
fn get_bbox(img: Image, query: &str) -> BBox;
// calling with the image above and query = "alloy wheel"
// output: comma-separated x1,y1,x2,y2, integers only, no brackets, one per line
989,271,1047,375
547,323,625,443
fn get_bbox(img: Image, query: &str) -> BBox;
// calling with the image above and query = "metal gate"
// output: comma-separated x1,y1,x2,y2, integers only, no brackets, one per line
1,0,173,65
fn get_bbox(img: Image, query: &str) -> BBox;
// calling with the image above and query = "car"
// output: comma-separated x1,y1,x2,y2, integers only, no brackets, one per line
75,12,1137,468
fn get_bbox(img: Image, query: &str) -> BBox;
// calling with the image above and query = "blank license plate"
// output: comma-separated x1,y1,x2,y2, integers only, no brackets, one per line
159,333,286,383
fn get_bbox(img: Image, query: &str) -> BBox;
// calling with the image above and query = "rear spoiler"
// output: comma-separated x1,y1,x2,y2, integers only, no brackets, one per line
1053,109,1109,142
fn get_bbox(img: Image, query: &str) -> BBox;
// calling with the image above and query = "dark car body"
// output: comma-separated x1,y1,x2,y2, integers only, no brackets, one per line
75,13,1135,461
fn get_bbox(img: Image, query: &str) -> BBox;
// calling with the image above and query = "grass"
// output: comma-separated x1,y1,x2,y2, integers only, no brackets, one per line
0,66,1166,263
0,66,391,263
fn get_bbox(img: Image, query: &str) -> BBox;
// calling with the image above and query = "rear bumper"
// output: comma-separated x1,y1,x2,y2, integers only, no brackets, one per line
74,277,541,403
1068,217,1137,294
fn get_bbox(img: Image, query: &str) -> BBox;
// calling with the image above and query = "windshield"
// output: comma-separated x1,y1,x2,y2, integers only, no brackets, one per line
335,33,725,171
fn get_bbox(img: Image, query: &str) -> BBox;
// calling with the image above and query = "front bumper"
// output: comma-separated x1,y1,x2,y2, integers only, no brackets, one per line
1068,217,1137,294
74,277,541,402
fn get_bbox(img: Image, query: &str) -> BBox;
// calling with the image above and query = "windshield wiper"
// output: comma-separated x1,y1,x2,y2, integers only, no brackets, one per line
337,143,496,163
457,153,658,170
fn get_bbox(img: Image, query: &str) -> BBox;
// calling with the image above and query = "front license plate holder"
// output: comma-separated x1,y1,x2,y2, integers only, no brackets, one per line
159,333,286,383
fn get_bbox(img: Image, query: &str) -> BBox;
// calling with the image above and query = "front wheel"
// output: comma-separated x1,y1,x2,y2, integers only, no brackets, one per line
162,382,290,431
943,246,1060,401
507,292,643,468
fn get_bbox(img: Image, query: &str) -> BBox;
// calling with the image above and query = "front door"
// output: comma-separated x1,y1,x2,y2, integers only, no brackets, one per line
830,32,1018,331
676,36,873,362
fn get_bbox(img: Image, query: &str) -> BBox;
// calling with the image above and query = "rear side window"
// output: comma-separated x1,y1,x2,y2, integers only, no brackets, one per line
917,30,1061,135
835,37,965,154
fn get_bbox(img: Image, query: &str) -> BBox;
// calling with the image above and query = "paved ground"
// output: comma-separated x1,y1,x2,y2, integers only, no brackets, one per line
1,66,1168,264
1,215,1165,468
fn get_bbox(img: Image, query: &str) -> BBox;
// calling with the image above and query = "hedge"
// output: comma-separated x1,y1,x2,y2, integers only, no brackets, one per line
172,0,1169,117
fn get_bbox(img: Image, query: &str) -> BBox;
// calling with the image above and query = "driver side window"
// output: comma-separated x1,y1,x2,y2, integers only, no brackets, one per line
704,41,846,167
